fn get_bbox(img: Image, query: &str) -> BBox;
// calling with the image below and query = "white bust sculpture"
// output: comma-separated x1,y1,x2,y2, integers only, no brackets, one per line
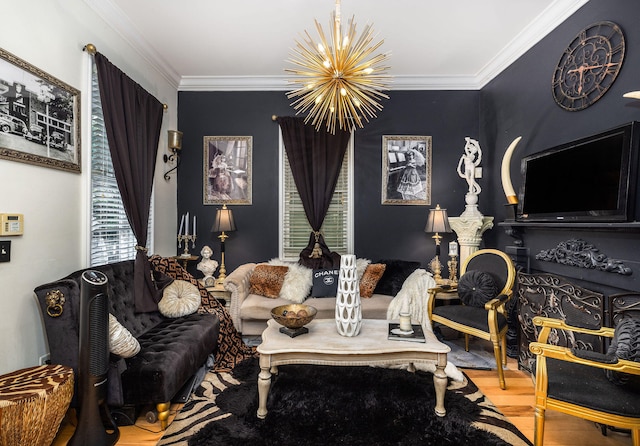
197,245,218,286
457,137,482,196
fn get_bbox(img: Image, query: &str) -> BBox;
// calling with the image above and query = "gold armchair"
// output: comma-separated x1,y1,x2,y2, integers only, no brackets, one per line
529,316,640,446
427,249,516,389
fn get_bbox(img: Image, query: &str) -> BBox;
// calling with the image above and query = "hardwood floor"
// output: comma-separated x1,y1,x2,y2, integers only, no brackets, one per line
52,353,634,446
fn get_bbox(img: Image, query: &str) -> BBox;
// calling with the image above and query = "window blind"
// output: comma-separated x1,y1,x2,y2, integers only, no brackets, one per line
281,134,353,259
89,62,151,266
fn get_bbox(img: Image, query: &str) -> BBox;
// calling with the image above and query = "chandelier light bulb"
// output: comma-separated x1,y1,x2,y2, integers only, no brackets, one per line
285,0,391,133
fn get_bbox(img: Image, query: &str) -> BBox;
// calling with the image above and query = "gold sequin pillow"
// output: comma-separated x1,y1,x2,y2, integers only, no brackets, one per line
359,264,387,298
249,264,289,298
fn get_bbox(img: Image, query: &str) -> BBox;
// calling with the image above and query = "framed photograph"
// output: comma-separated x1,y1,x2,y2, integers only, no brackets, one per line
203,136,252,205
382,135,432,205
0,47,80,173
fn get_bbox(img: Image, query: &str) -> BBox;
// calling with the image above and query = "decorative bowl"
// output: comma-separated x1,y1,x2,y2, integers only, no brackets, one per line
271,304,317,329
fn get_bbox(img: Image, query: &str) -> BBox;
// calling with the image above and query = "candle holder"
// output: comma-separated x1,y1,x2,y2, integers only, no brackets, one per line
178,234,197,257
447,254,458,285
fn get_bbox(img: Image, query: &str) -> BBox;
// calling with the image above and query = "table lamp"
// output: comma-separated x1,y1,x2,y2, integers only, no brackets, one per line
424,204,452,284
211,204,236,285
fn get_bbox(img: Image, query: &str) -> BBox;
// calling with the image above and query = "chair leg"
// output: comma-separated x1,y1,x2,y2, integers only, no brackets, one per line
464,333,470,351
492,339,506,390
533,406,545,446
632,428,639,446
501,334,507,366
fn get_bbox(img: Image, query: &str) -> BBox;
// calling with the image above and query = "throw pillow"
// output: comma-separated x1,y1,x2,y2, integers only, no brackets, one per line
311,268,340,297
457,270,498,307
356,258,371,281
359,263,386,298
158,279,201,318
373,259,421,296
249,264,289,298
267,259,313,303
108,314,140,358
605,316,640,385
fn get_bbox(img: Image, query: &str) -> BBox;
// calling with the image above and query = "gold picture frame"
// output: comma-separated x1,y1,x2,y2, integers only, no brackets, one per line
381,135,432,205
203,135,252,205
0,47,80,173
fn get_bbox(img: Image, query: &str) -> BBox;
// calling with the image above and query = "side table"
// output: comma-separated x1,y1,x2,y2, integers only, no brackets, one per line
0,364,74,446
201,281,231,308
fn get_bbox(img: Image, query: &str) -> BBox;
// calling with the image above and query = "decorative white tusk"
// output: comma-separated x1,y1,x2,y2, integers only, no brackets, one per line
501,136,522,204
622,91,640,99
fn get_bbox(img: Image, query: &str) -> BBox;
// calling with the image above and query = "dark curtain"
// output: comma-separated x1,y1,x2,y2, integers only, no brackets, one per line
94,52,164,313
277,116,350,269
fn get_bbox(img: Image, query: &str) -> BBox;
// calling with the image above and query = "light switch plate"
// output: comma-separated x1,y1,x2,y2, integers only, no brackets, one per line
0,240,11,262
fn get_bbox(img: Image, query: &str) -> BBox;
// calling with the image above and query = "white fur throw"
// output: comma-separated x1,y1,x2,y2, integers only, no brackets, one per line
267,259,313,303
159,280,201,318
356,258,371,280
108,314,140,358
386,269,464,382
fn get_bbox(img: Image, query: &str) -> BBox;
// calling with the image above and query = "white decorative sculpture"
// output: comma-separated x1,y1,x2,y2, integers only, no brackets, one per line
335,254,362,337
197,245,218,287
450,137,493,264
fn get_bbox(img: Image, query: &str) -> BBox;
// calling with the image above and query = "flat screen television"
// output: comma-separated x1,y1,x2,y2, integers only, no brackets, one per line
518,121,639,223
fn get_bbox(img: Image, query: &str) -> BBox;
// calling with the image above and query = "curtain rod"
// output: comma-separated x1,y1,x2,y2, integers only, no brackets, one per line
83,43,168,111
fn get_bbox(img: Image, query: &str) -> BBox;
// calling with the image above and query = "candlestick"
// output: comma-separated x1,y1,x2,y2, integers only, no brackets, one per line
185,212,189,236
193,215,196,238
178,214,185,236
447,254,458,285
449,241,458,257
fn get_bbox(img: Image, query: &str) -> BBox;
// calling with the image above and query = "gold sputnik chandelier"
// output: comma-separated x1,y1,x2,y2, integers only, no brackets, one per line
285,0,391,133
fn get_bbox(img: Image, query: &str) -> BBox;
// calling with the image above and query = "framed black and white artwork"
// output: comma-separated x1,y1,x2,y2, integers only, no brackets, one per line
381,135,432,205
0,47,80,173
203,135,252,205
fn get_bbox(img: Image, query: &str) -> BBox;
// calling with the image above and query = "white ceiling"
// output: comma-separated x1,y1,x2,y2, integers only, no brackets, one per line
85,0,588,91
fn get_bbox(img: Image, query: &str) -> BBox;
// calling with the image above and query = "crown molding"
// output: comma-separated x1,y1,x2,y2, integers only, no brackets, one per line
474,0,589,89
83,0,181,89
86,0,588,92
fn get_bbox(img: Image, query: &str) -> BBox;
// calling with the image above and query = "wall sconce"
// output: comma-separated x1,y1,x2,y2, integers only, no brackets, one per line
163,130,183,181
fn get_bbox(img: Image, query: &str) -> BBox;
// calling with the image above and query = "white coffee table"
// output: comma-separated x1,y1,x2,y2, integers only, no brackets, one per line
256,318,450,419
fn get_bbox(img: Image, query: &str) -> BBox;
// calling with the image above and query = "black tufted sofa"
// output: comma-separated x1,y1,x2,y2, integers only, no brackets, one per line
34,260,220,429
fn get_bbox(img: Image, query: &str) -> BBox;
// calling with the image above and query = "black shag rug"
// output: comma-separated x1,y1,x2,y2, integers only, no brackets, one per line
174,357,531,446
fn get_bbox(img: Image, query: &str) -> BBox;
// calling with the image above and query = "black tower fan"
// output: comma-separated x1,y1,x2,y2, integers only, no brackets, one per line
68,270,120,446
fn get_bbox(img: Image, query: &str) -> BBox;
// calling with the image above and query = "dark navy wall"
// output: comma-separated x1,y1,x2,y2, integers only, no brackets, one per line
177,90,479,274
481,0,640,293
177,0,640,295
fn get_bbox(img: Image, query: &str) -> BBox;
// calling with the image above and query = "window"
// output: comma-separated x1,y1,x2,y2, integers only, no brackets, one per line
279,132,354,260
89,62,152,266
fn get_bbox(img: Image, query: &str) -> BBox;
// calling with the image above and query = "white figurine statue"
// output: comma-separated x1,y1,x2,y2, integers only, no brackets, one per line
457,137,482,196
197,245,218,286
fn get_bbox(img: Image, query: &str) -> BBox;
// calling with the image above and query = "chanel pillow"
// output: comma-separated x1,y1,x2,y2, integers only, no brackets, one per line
108,314,140,358
311,268,340,297
158,279,202,317
457,270,498,307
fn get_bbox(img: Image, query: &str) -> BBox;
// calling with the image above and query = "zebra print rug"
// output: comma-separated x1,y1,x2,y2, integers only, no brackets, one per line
159,358,531,446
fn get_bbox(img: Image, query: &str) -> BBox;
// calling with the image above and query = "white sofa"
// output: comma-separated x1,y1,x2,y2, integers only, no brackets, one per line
224,262,396,335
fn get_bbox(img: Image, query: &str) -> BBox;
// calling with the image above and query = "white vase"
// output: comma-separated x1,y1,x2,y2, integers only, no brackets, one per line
335,254,362,336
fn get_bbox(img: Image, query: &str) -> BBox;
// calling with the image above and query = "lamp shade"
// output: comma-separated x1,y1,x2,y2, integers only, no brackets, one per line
424,204,451,234
211,205,236,233
168,130,183,151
